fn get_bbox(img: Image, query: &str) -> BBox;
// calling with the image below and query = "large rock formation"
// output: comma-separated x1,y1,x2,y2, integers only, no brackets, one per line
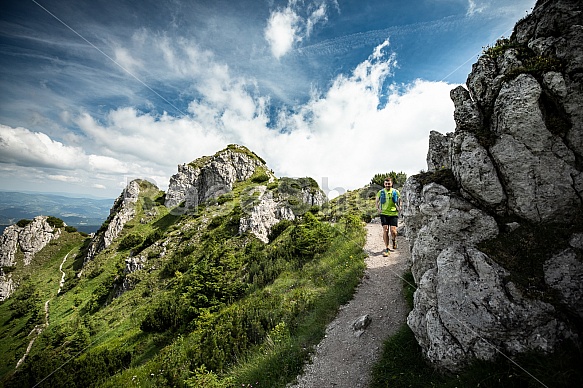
165,145,326,242
165,145,274,210
403,0,583,372
83,179,142,263
0,216,63,300
238,179,327,243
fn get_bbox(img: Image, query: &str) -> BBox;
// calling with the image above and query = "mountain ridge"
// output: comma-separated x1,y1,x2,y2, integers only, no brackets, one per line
0,144,371,387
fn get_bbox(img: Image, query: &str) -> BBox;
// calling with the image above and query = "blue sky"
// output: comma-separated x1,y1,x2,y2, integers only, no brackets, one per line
0,0,536,199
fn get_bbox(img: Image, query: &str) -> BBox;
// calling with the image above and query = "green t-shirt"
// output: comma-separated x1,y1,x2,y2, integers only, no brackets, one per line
377,188,400,216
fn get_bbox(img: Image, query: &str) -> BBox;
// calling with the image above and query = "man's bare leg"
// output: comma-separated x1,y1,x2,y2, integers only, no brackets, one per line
382,225,390,256
390,225,398,249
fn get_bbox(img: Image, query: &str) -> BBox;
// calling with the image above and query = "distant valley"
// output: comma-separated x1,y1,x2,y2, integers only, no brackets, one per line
0,191,113,234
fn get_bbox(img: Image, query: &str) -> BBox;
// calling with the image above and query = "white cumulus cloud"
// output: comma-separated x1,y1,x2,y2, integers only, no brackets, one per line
265,0,336,59
265,7,301,59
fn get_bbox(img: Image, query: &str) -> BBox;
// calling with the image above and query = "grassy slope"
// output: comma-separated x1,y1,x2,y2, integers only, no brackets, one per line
0,179,372,387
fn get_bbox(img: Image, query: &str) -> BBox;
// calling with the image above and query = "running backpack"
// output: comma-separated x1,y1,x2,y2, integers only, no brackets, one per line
380,189,398,205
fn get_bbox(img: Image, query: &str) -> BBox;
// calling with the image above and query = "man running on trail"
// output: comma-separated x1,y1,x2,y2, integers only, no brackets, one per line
376,177,401,257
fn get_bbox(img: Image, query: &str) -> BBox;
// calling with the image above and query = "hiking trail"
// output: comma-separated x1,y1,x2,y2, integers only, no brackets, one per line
290,221,409,387
15,250,73,369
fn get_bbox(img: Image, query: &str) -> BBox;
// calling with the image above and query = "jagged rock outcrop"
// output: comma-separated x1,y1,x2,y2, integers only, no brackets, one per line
427,131,453,172
403,178,566,371
102,147,327,298
405,0,583,373
165,145,274,210
113,255,148,297
0,268,14,301
165,145,326,243
83,180,142,264
0,216,63,300
238,186,295,243
238,182,327,243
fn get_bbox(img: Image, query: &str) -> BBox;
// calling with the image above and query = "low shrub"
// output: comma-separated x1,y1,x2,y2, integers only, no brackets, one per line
65,225,78,233
268,219,294,242
413,169,459,192
16,219,32,227
118,233,144,251
140,296,181,332
46,216,65,228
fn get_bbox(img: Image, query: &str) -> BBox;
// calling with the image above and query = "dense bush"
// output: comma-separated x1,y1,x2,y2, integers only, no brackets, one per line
16,219,32,227
46,216,65,228
140,295,181,332
290,212,333,264
10,282,40,319
85,276,114,313
8,347,132,388
250,169,270,183
118,233,144,251
137,229,163,252
267,219,294,242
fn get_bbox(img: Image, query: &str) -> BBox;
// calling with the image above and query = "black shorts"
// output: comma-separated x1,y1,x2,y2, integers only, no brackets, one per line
380,215,398,227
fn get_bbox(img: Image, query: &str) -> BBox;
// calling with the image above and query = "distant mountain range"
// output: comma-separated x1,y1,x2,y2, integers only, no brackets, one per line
0,191,114,234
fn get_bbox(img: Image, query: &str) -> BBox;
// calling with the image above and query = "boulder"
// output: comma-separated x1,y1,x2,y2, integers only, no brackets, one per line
0,216,63,300
404,0,583,372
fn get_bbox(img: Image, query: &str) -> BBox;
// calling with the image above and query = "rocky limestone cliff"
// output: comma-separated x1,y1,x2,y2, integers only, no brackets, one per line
165,145,274,210
0,216,63,300
83,180,142,264
238,179,327,243
164,145,326,243
110,147,326,296
404,0,583,373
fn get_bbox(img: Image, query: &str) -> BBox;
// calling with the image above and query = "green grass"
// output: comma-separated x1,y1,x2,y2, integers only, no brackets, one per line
98,217,367,388
225,225,366,387
1,173,371,388
0,230,87,383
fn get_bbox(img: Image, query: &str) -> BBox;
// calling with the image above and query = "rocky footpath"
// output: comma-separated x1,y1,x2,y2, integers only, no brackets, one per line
405,0,583,372
291,223,408,388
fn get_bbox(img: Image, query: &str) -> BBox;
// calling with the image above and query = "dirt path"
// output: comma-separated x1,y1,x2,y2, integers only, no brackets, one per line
16,250,72,369
290,222,410,387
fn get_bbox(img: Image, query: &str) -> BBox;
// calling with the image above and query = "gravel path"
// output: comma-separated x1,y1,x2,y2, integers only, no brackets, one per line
290,222,410,387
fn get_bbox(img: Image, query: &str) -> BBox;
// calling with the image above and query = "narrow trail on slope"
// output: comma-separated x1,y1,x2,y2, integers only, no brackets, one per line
16,250,73,369
290,222,410,387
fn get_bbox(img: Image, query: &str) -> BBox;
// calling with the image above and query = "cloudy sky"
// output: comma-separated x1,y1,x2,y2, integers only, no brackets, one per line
0,0,536,199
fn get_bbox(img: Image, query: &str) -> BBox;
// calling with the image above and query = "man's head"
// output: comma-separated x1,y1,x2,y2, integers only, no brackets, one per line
384,178,392,187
